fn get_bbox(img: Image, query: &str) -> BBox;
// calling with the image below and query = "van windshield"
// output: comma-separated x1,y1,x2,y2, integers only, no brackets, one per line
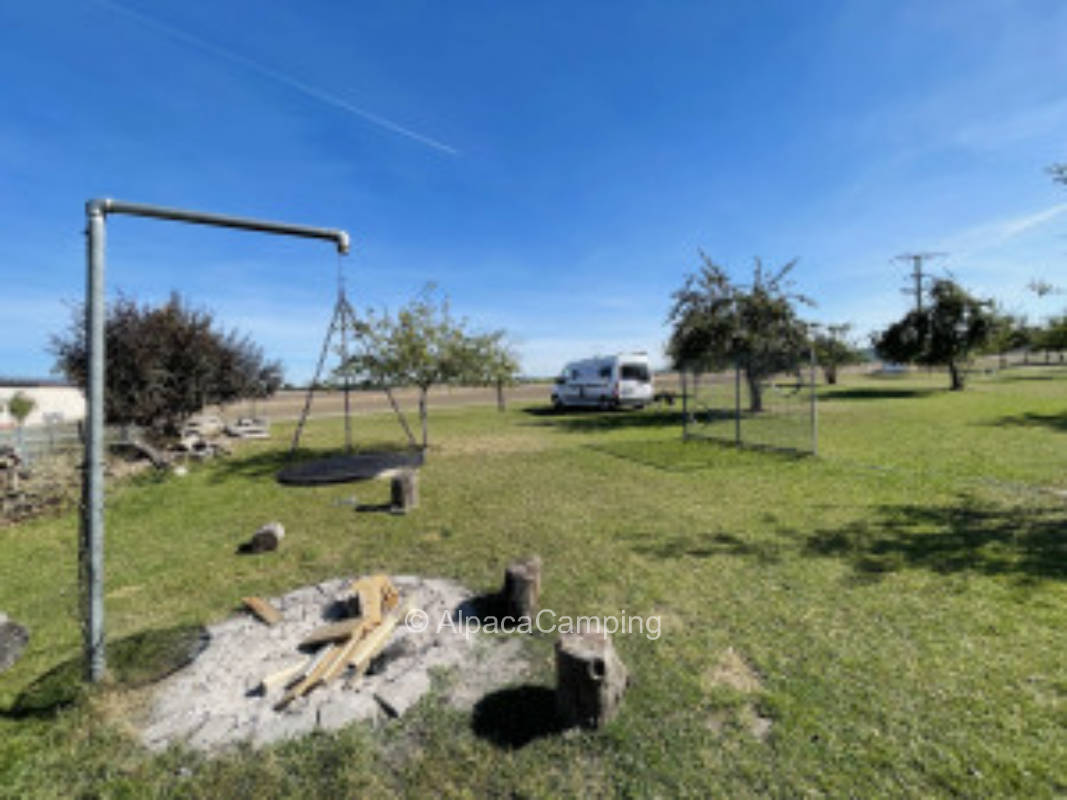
620,364,650,382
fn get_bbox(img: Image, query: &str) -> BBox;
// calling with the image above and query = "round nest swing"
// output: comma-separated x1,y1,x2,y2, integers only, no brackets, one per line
276,272,424,487
276,448,424,486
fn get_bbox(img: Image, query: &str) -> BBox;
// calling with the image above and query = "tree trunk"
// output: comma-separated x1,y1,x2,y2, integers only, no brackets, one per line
824,365,838,385
745,368,763,412
390,469,418,514
949,361,965,390
383,386,418,448
496,379,505,412
418,388,429,449
502,556,542,619
555,631,628,730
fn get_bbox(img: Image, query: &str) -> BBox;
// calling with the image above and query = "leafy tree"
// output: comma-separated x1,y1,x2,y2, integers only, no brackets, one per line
7,391,35,428
813,323,865,385
983,310,1031,368
465,331,521,411
50,293,283,434
1036,313,1067,362
667,253,813,412
874,279,994,390
343,286,499,448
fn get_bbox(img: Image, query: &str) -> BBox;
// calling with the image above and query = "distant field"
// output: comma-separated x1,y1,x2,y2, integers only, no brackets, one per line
1,366,1065,797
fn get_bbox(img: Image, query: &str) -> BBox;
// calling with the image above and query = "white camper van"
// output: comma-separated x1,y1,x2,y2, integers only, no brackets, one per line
551,352,654,410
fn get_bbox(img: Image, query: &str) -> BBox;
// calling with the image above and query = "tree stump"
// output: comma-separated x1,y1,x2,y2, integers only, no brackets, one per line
0,613,29,673
249,521,285,552
555,630,628,729
390,469,418,514
502,556,542,619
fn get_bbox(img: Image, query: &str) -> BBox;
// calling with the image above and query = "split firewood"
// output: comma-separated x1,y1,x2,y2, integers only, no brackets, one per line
299,617,370,649
258,660,309,694
347,574,399,625
242,596,283,626
345,597,412,677
275,643,342,709
299,575,398,647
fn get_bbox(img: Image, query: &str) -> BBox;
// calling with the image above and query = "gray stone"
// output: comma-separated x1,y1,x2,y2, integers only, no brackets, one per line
249,521,285,552
317,691,382,731
375,669,432,718
251,707,317,747
187,714,238,750
0,618,29,673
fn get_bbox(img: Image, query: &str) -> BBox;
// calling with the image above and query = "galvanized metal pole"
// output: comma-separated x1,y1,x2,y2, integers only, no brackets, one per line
680,369,688,440
84,202,107,682
810,343,818,456
81,198,349,682
734,359,742,446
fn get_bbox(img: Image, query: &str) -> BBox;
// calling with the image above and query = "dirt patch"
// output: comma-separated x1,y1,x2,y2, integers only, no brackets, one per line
137,575,532,753
702,647,772,741
704,646,763,694
439,434,549,457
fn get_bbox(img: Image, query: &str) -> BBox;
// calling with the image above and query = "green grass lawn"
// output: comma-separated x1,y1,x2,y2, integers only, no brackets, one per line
1,367,1065,798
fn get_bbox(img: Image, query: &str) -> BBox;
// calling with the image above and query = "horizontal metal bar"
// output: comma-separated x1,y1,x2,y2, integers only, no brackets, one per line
87,198,350,254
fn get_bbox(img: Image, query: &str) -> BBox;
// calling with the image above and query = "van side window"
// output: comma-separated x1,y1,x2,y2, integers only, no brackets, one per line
599,366,611,378
571,369,579,380
621,364,650,382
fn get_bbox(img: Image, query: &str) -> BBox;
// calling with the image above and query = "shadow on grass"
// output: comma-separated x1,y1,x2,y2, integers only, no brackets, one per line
2,624,209,719
623,495,1067,584
800,495,1067,583
588,438,807,474
454,593,507,623
621,530,786,563
988,411,1067,434
821,387,940,401
207,440,413,483
471,685,564,748
520,406,687,433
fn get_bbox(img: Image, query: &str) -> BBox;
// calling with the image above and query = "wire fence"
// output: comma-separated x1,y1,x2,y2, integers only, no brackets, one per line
681,360,817,456
0,420,142,465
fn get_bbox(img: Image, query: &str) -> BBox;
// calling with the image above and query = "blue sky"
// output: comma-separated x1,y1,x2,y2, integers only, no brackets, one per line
2,0,1066,381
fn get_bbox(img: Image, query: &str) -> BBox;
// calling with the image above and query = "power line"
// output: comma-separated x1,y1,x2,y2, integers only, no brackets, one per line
893,252,946,314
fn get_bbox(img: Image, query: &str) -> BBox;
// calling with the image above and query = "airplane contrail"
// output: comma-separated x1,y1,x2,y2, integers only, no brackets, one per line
94,0,459,156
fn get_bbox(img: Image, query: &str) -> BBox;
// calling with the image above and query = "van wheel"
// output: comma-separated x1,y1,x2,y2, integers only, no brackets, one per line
597,397,611,411
552,396,564,412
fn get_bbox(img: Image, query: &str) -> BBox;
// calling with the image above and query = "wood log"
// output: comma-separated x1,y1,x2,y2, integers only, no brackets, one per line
249,521,285,552
389,469,418,514
301,575,397,647
502,555,542,619
299,617,368,649
555,630,628,729
275,643,342,709
343,597,413,679
258,659,309,694
242,596,282,626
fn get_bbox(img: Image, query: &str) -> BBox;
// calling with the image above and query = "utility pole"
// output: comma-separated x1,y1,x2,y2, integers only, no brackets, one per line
894,252,945,314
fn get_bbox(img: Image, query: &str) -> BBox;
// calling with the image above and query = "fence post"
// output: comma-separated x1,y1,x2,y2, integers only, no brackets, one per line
734,359,741,446
681,370,689,440
810,344,818,456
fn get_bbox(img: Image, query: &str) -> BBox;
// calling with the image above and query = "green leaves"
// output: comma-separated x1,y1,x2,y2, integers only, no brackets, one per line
874,279,995,390
338,285,520,444
667,253,813,408
50,293,282,432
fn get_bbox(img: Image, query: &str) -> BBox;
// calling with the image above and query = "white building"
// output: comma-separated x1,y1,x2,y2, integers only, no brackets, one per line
0,380,86,429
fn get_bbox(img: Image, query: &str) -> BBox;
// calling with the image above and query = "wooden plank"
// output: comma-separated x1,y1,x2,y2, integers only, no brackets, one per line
299,617,368,648
275,643,342,709
344,598,413,679
242,596,283,626
258,659,309,694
